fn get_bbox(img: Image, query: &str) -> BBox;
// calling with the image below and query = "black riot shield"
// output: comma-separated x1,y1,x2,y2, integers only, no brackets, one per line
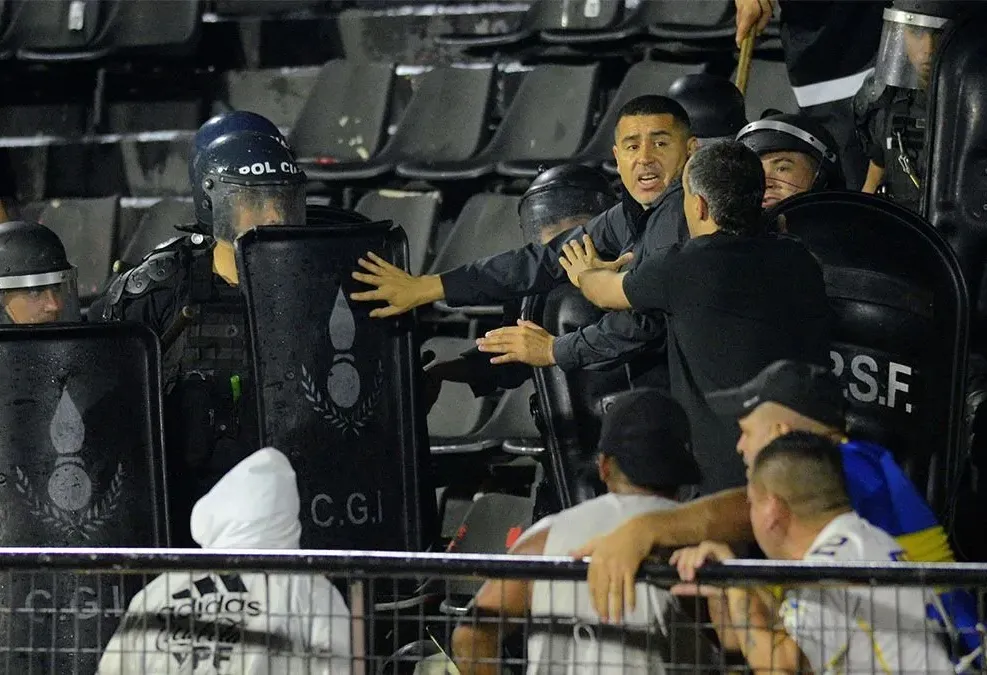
236,224,432,551
925,6,987,339
0,322,168,675
527,286,634,511
774,192,968,516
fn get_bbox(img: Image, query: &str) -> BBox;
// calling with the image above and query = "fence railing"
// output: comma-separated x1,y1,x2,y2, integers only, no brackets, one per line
0,548,984,675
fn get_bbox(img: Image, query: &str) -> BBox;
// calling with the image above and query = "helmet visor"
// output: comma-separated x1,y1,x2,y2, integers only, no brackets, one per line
0,268,81,324
213,182,307,241
519,186,613,245
875,8,948,90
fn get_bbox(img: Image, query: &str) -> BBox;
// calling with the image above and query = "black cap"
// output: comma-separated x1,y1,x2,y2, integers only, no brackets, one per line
597,389,701,490
706,360,846,429
736,113,846,190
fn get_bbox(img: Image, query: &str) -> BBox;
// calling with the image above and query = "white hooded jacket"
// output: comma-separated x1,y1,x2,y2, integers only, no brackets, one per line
99,448,352,675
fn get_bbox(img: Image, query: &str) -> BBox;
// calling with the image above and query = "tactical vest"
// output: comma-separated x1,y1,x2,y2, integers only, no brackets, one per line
162,250,257,475
881,90,927,213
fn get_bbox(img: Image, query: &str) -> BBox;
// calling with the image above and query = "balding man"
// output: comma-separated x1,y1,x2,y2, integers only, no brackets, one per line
671,432,953,674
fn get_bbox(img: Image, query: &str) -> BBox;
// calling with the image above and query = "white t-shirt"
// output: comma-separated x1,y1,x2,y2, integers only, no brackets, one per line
780,512,953,674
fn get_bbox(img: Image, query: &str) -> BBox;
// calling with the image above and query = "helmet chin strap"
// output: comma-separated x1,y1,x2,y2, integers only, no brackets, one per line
766,175,810,192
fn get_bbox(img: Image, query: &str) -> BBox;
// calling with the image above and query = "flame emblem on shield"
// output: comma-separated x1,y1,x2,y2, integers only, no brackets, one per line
327,287,360,409
300,282,384,437
47,388,92,512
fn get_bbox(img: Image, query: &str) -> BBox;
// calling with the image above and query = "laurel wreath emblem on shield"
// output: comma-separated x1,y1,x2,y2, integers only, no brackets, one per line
300,361,385,436
14,463,124,540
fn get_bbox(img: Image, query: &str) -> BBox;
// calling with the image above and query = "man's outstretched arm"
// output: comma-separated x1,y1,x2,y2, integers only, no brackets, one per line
351,209,631,317
571,488,752,622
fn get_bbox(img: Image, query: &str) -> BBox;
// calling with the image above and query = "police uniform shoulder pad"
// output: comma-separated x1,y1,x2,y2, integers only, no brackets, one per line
853,73,891,120
122,235,209,297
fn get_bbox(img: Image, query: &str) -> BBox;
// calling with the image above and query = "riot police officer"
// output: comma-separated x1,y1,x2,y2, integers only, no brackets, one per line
91,130,306,545
0,220,80,324
856,0,972,213
425,164,618,405
667,74,748,147
737,112,845,209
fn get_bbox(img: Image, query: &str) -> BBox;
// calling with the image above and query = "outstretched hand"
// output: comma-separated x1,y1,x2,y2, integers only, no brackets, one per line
559,235,633,288
475,319,556,367
569,517,654,624
350,252,441,318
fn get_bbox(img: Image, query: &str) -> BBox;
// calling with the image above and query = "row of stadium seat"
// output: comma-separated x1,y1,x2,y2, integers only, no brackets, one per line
1,56,796,199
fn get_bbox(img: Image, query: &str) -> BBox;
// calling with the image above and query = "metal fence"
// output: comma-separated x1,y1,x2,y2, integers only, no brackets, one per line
0,548,985,674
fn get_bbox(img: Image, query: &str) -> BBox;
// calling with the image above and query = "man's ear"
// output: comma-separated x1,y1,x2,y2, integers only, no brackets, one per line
612,144,619,162
597,454,609,483
687,136,699,156
697,194,710,221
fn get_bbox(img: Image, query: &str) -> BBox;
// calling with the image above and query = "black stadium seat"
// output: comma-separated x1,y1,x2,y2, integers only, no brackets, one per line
287,60,396,175
37,196,120,301
647,0,736,41
539,0,641,44
527,286,633,508
0,0,105,56
742,58,799,119
401,64,600,181
309,65,494,182
119,197,194,266
354,189,441,275
428,193,523,316
1,0,201,60
222,65,323,133
434,0,560,49
575,60,706,173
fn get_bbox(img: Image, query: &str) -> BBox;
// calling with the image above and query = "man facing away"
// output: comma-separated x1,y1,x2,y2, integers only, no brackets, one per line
560,142,831,494
452,390,716,675
671,432,953,674
99,448,352,675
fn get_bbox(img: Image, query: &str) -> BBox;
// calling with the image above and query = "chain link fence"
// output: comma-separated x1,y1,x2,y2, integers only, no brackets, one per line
0,548,984,674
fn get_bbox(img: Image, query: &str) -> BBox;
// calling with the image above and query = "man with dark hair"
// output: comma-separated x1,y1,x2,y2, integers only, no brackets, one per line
560,142,831,494
349,95,698,374
671,431,952,673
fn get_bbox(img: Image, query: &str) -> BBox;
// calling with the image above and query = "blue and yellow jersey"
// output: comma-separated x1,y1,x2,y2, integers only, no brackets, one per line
840,440,981,661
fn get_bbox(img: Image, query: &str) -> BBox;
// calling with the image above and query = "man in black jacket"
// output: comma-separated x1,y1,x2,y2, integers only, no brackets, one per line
350,95,698,373
561,142,830,494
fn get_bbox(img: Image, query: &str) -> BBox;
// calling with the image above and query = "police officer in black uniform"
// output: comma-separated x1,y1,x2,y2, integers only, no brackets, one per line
0,220,80,325
856,0,971,213
90,130,307,545
425,164,617,406
737,112,845,209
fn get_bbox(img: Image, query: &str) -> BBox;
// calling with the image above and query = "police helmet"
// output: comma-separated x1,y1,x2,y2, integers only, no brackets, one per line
190,111,289,186
667,74,748,146
0,221,80,324
875,0,977,90
192,131,306,242
519,164,617,243
736,113,845,190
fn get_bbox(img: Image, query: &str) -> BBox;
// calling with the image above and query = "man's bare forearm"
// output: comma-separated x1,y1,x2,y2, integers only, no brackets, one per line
452,625,501,675
632,487,753,550
726,588,800,674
